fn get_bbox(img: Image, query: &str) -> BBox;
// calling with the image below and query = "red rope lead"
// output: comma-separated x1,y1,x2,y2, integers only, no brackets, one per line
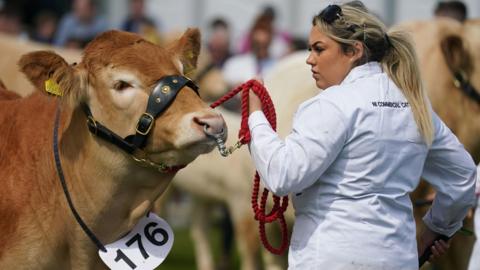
210,79,289,255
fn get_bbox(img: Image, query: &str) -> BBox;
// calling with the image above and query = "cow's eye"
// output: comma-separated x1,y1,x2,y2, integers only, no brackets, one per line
113,80,132,91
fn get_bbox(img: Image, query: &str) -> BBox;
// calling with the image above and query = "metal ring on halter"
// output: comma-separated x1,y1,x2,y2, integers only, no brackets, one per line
86,116,98,135
203,125,231,157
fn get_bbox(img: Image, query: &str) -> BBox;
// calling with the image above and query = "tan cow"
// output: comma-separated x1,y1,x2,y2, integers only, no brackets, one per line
2,19,478,269
0,33,81,96
399,18,480,270
0,29,226,269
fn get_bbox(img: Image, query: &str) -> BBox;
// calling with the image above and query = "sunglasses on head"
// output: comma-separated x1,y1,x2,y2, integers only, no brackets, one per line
318,4,342,24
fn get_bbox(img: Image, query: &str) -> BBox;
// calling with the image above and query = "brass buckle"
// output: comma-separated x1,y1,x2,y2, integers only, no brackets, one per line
87,115,98,135
136,113,155,135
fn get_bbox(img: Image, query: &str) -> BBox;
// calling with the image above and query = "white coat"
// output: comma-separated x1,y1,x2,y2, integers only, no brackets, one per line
248,62,477,269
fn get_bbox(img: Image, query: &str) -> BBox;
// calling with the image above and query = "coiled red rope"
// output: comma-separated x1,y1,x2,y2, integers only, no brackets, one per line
210,79,289,255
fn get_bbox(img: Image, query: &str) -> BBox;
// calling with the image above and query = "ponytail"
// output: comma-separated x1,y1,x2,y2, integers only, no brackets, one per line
381,30,434,145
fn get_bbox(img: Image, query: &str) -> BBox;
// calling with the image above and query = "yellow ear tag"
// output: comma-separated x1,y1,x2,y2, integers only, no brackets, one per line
185,49,194,60
45,79,62,96
184,65,196,77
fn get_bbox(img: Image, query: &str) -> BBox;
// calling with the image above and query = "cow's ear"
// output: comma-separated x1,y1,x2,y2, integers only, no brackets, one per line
18,51,87,106
170,28,201,76
440,35,473,75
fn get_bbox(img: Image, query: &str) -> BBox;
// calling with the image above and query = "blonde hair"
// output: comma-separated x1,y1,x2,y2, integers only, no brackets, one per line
312,1,434,145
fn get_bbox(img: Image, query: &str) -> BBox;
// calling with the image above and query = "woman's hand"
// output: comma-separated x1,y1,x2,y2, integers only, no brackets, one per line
418,226,450,263
249,77,263,115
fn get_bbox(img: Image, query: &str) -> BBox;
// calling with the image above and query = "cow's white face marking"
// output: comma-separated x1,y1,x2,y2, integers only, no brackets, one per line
109,70,146,110
175,58,184,75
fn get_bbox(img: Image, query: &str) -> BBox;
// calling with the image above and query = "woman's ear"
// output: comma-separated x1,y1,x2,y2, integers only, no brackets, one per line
350,41,364,63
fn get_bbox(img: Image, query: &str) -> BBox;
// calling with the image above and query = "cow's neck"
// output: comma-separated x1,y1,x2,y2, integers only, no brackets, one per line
59,107,173,244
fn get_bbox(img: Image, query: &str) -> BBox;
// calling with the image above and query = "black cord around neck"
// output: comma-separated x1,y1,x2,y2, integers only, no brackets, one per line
53,103,107,252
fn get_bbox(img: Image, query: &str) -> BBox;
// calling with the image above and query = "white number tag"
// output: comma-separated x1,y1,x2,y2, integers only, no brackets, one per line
99,212,174,270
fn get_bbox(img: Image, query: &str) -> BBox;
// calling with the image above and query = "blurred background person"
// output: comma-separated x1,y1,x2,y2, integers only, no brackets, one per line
120,0,162,44
287,36,308,54
0,4,26,39
434,0,468,22
120,0,160,34
223,13,275,88
30,10,57,44
221,13,276,112
237,5,292,59
194,17,232,102
206,17,232,69
54,0,108,48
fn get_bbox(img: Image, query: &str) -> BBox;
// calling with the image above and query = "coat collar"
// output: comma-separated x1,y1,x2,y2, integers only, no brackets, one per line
341,61,383,85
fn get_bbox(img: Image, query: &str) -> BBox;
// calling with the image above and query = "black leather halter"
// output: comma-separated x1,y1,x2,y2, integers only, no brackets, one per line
452,71,480,104
82,75,199,159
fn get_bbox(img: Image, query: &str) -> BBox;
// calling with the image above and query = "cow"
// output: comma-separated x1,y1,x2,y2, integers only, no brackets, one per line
2,19,478,269
0,29,227,270
399,18,480,270
0,32,81,97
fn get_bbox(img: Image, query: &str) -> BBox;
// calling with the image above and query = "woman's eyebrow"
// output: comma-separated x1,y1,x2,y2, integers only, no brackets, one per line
309,41,324,47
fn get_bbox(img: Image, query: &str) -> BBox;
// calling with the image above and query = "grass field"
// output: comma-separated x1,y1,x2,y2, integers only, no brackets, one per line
158,226,241,270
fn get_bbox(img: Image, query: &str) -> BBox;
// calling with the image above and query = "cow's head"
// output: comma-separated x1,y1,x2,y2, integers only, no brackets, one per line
19,29,227,171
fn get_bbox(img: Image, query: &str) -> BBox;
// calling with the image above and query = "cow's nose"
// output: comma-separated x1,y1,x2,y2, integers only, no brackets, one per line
194,114,227,139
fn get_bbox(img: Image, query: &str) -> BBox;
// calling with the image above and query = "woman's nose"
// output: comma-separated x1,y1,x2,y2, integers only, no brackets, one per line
306,53,314,66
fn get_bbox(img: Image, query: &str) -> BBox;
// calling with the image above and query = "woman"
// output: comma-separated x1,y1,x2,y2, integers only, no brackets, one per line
248,2,476,269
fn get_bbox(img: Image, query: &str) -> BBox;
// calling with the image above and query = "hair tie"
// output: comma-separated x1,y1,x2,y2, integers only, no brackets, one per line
385,33,392,48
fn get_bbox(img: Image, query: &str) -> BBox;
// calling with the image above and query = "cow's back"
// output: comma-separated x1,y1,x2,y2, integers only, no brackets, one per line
0,33,81,97
0,80,21,100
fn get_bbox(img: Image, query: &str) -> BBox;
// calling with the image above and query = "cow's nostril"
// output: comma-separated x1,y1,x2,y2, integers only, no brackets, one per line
203,125,225,138
194,115,226,138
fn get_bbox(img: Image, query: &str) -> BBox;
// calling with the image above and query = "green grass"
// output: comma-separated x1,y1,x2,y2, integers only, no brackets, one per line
157,226,240,270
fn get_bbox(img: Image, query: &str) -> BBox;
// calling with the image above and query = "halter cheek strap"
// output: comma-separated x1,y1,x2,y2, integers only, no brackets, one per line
126,75,199,149
83,75,199,171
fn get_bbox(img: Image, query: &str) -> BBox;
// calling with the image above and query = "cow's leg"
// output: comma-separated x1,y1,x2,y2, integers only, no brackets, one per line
437,215,475,270
228,200,261,270
262,246,287,270
190,198,215,270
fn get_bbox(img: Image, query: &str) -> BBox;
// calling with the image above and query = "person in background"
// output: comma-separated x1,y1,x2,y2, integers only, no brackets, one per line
287,36,308,54
223,13,276,87
222,13,276,112
0,5,26,39
193,17,232,103
238,5,292,59
53,0,107,48
434,0,468,22
206,18,232,69
247,1,476,269
30,10,57,44
120,0,159,34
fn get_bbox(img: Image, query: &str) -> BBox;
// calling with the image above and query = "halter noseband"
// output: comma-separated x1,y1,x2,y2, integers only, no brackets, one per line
82,75,199,172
